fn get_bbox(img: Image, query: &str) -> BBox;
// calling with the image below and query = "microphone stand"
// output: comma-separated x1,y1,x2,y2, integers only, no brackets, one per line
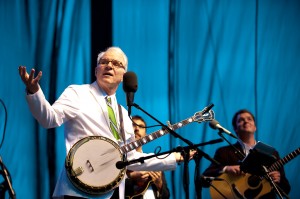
132,103,194,142
118,139,223,168
0,156,16,199
261,166,284,199
201,131,245,199
131,103,214,199
194,139,223,199
262,166,290,199
118,139,222,199
217,132,245,159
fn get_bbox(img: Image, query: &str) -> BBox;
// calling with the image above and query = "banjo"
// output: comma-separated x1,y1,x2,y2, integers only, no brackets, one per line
65,109,215,195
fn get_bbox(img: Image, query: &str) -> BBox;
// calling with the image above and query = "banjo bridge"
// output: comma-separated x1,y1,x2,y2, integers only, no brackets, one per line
86,160,94,172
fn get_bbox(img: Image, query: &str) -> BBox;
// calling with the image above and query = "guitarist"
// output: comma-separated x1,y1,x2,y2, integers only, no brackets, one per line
202,109,291,198
124,115,170,199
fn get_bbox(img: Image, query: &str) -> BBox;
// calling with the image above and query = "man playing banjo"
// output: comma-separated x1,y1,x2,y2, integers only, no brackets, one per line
18,47,194,199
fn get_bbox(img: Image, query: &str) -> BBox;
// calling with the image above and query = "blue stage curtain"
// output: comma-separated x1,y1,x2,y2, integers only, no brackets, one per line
0,0,90,198
1,0,300,198
113,0,300,198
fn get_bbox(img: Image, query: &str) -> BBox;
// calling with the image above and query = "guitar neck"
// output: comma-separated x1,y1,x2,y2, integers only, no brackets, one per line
268,147,300,172
120,116,195,154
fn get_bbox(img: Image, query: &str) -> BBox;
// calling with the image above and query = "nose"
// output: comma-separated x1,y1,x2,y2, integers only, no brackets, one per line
107,62,113,69
107,61,113,66
134,125,140,131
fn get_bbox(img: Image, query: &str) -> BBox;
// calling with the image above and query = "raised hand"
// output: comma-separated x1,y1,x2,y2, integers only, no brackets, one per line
18,66,42,94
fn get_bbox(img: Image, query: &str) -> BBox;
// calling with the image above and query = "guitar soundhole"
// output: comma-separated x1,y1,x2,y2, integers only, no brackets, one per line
244,175,263,198
247,175,260,187
244,184,263,199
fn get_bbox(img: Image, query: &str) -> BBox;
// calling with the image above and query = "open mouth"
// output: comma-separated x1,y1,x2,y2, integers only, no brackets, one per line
103,72,113,76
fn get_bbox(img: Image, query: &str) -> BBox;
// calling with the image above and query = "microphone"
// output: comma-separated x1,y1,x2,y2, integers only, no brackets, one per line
201,103,214,115
199,175,223,187
116,156,147,169
123,72,138,116
209,119,238,139
116,161,127,169
0,156,16,199
201,175,223,181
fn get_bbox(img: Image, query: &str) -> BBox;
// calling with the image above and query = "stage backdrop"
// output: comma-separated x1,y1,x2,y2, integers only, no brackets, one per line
112,0,300,198
0,0,91,198
0,0,299,198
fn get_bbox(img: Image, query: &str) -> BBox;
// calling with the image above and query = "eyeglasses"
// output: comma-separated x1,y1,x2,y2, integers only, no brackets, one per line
99,58,125,70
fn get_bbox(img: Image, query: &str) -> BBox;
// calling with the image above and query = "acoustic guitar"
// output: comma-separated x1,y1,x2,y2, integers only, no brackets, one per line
125,178,154,199
210,147,300,199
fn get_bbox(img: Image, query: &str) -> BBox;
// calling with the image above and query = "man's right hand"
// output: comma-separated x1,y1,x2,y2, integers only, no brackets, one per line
127,171,150,182
18,66,42,94
224,165,244,175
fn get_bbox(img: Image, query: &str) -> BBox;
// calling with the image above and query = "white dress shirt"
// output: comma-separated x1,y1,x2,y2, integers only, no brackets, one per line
25,82,176,199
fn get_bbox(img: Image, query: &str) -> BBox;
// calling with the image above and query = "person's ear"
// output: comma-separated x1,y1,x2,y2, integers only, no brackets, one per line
233,127,238,135
121,71,125,82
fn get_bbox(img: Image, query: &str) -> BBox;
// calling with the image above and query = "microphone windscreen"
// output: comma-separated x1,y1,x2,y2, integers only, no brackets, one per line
209,119,219,129
116,161,126,169
123,71,138,93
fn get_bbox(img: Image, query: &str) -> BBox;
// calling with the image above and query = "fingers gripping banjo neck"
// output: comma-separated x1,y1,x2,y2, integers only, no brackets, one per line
65,108,215,195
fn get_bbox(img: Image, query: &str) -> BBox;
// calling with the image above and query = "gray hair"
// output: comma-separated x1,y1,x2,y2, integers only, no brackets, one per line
97,47,128,71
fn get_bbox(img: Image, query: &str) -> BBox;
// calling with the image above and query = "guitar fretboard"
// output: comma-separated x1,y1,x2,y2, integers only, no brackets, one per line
269,147,300,172
120,116,195,154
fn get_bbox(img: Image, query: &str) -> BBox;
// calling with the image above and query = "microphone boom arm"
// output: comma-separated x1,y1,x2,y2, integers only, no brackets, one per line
116,139,223,169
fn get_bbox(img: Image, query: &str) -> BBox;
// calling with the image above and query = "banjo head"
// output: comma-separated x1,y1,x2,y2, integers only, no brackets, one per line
65,136,126,195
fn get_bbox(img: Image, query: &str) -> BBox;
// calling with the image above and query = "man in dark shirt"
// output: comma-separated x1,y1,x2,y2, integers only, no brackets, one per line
203,109,290,198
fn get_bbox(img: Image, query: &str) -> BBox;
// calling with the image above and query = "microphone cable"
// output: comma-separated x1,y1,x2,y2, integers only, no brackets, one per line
0,99,7,150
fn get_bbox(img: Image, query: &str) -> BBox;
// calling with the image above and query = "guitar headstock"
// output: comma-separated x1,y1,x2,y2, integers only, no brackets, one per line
193,109,215,123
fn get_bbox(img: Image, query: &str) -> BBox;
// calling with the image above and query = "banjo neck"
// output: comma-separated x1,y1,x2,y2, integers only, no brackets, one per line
120,109,214,155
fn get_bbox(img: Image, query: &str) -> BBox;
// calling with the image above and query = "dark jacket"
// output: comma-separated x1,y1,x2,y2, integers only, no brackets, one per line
202,142,291,198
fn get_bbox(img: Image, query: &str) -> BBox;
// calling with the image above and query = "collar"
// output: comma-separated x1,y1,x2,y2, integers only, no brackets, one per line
238,139,257,155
